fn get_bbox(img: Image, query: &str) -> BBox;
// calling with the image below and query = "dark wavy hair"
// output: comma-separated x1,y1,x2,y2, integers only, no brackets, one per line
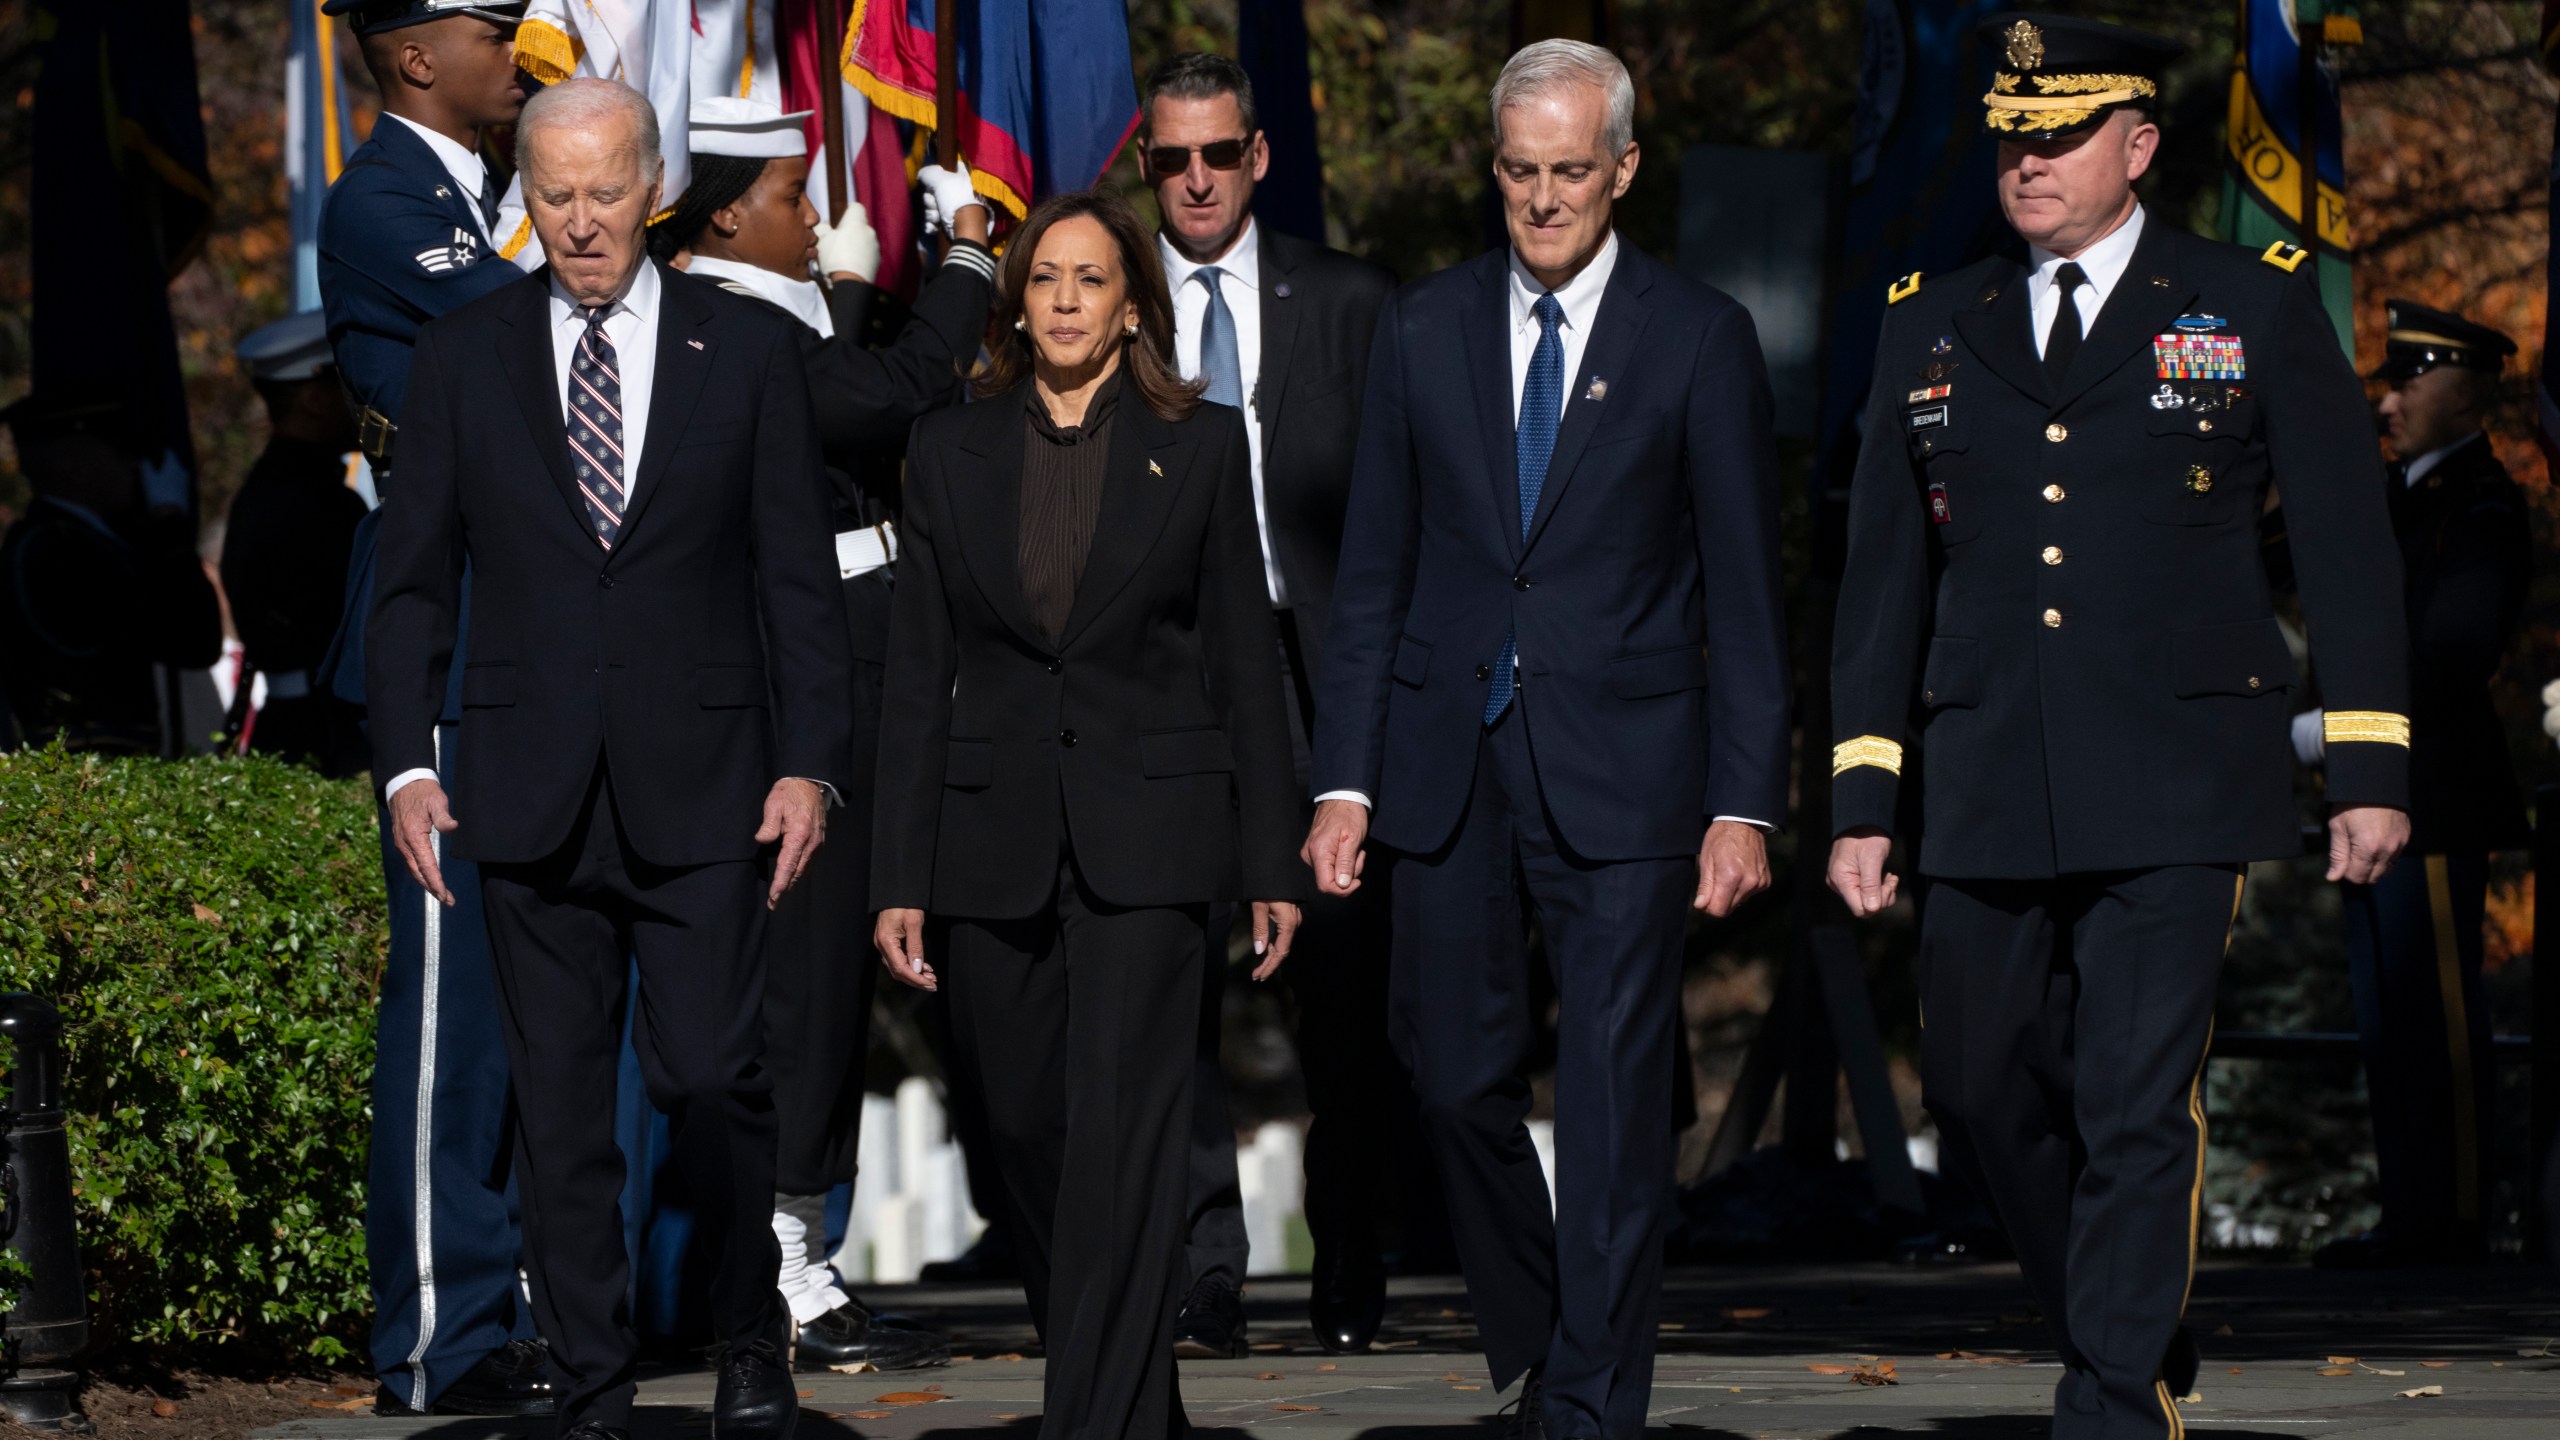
970,188,1202,422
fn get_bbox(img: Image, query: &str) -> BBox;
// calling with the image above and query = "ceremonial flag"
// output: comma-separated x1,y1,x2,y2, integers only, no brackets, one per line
692,0,784,108
1813,0,2009,517
27,0,211,505
2222,0,2360,350
516,0,695,213
844,0,1141,219
779,0,917,298
1238,0,1324,241
288,0,355,311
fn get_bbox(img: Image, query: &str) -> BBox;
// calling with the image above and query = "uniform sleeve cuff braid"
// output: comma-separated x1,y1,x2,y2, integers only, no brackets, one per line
1831,736,1905,776
2323,711,2411,748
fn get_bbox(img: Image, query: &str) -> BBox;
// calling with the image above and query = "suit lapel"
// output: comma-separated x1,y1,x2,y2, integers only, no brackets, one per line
945,395,1045,652
1951,258,2043,406
1459,253,1523,564
495,277,592,539
1059,394,1190,650
2050,220,2193,413
1254,232,1303,458
612,263,711,551
1521,251,1655,555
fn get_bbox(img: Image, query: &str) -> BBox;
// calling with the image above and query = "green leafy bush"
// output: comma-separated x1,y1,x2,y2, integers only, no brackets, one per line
0,747,384,1359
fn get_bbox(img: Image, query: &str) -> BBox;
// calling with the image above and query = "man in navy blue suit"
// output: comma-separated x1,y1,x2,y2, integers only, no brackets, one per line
1305,39,1790,1440
315,0,553,1418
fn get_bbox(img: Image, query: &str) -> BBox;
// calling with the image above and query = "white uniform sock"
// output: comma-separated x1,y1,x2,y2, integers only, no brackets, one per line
772,1191,852,1326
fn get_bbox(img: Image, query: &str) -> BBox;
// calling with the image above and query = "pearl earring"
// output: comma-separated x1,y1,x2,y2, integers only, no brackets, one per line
1124,323,1139,336
1014,317,1027,331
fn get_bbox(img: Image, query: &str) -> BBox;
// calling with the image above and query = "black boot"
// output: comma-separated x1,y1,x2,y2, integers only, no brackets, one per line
1307,1246,1384,1354
796,1300,952,1372
714,1333,800,1439
372,1337,557,1416
1500,1368,1547,1440
1172,1274,1247,1359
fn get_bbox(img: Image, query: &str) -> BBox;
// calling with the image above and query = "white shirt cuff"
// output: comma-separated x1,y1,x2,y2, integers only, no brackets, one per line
1313,789,1371,808
383,767,439,800
1712,815,1775,833
2290,710,2327,767
791,777,843,808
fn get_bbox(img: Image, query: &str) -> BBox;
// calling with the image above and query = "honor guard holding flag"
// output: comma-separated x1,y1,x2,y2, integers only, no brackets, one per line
314,0,556,1418
1827,17,2410,1439
647,94,996,1374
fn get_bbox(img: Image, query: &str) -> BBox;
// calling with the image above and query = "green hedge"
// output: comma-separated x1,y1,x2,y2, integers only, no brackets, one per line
0,747,384,1359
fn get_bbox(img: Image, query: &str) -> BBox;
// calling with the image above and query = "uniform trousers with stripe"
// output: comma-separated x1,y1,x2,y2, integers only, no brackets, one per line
366,721,534,1408
479,762,783,1432
2342,853,2493,1233
1917,865,2241,1440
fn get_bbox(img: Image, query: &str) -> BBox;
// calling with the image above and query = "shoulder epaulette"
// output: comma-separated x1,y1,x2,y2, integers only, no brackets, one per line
1887,272,1925,305
2259,241,2308,273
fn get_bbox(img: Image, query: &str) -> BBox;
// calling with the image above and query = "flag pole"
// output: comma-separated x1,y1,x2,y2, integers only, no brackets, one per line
820,0,850,222
935,0,959,167
2295,6,2321,275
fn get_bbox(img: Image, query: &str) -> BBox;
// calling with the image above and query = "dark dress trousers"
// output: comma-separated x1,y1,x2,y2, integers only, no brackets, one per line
1312,242,1792,1440
2339,433,2531,1236
704,250,992,1199
1831,220,2410,1440
369,263,853,1432
873,380,1302,1440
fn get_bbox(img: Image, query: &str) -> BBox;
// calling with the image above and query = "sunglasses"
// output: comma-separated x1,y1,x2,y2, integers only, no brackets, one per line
1144,136,1255,176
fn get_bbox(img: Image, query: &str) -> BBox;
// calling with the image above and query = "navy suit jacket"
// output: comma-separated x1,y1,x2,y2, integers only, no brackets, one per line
1311,243,1791,862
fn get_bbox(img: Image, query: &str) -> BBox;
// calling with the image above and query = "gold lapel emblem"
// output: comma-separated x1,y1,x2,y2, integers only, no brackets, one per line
1585,378,1607,401
1148,459,1163,476
2005,19,2044,71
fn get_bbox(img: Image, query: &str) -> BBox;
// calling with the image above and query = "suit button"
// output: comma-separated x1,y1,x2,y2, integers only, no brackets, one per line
1060,729,1078,748
598,574,615,589
1046,660,1061,675
1475,664,1492,681
2045,422,2068,443
2197,419,2215,433
1512,576,1531,591
2041,546,2063,565
2042,608,2062,628
1923,689,1935,703
2248,676,2262,689
2043,484,2067,503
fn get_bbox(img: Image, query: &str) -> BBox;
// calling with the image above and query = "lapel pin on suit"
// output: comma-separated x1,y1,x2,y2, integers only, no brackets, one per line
1586,378,1608,402
687,338,705,350
1148,459,1164,476
1274,281,1292,299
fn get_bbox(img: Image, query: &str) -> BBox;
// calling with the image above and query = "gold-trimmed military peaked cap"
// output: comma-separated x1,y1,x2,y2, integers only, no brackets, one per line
2371,298,2517,382
1977,13,2185,138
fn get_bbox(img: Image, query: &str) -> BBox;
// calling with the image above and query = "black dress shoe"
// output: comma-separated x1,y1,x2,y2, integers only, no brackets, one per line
372,1337,557,1416
714,1335,800,1439
797,1300,951,1372
2161,1327,2199,1400
559,1426,632,1440
1308,1248,1384,1354
1500,1368,1547,1440
1172,1274,1246,1359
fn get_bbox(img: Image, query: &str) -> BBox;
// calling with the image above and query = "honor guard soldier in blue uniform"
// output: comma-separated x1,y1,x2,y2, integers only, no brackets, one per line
315,0,556,1417
648,94,995,1375
1827,17,2412,1439
2303,302,2528,1269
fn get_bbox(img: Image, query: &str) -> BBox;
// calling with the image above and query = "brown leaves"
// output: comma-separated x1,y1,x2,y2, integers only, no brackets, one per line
1317,1363,1339,1371
191,902,222,924
1720,1307,1774,1321
1270,1403,1323,1412
1808,1359,1897,1385
2421,1361,2453,1368
851,1411,895,1420
875,1392,947,1405
1257,1373,1284,1381
1933,1351,2022,1365
149,1399,178,1419
2398,1384,2445,1399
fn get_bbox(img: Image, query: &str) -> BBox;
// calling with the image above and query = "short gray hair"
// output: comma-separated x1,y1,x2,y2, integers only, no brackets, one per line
1491,39,1634,157
516,77,662,176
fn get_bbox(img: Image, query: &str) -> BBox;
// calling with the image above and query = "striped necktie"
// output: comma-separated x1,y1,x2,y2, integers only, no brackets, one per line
567,307,628,549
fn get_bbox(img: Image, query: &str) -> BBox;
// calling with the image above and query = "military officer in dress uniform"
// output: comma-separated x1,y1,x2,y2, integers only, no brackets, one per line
223,311,367,772
2305,302,2529,1269
648,95,996,1372
1827,17,2412,1439
315,0,556,1418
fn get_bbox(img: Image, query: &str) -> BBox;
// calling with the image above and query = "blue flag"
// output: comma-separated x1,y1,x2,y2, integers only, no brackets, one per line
289,0,356,312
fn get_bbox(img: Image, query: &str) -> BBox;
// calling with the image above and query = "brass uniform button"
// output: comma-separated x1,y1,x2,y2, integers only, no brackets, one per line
2043,483,2066,503
2247,676,2262,689
2042,608,2063,628
2197,419,2214,433
2041,546,2063,565
2045,423,2068,443
1924,689,1936,703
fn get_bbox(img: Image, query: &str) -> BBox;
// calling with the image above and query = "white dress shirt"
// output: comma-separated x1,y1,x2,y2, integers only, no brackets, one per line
2403,433,2480,488
2027,203,2146,357
1162,220,1288,606
686,254,833,338
382,112,494,244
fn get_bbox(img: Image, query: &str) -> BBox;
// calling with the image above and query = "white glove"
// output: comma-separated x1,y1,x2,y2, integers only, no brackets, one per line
918,160,983,239
813,201,880,283
2290,709,2327,767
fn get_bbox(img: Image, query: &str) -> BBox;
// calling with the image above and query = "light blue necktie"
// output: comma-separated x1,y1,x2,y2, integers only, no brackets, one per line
1485,293,1565,725
1196,267,1244,411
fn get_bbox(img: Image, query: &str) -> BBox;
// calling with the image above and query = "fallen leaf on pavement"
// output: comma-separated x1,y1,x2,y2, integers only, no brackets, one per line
876,1392,947,1405
852,1411,894,1420
994,1414,1022,1421
2365,1367,2406,1377
2212,1324,2235,1337
829,1361,879,1374
1252,1342,1289,1353
2421,1361,2452,1368
1257,1373,1283,1381
1271,1403,1322,1412
2317,1367,2357,1377
1442,1374,1466,1382
2326,1356,2360,1365
1808,1364,1852,1375
799,1390,816,1398
307,1398,371,1412
1722,1307,1773,1321
2397,1385,2444,1399
1318,1363,1339,1371
2227,1368,2243,1375
1452,1385,1481,1391
994,1353,1025,1362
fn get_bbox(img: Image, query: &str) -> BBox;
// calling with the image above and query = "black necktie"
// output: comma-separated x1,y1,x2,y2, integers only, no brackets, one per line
477,169,499,232
2044,261,2088,385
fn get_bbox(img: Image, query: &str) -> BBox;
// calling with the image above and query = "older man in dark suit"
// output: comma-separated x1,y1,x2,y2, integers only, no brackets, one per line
1306,39,1790,1440
369,77,851,1440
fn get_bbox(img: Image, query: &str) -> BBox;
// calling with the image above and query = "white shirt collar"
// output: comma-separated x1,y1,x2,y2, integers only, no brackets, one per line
1508,228,1619,335
1160,216,1261,296
548,255,660,330
684,254,832,338
2028,202,2147,322
2403,432,2483,488
383,112,490,223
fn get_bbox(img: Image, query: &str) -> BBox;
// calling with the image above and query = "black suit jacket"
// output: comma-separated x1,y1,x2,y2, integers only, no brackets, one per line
2389,433,2532,852
368,263,854,866
1831,220,2409,878
1251,230,1396,680
1311,243,1793,861
872,386,1305,918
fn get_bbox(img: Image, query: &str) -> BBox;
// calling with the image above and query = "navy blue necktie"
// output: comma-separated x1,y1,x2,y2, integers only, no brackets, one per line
1484,292,1565,725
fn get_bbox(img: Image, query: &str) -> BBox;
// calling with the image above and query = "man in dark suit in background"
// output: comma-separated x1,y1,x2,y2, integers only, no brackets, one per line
2307,302,2531,1269
1307,40,1790,1440
1138,51,1409,1359
370,78,852,1440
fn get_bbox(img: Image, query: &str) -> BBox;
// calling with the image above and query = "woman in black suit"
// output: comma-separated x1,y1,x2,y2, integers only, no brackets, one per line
871,188,1304,1440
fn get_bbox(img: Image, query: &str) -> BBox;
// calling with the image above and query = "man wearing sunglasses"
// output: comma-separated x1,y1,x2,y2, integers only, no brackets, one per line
1139,52,1411,1360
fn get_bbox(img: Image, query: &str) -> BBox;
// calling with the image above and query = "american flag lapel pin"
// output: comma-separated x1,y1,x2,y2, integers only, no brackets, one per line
1148,459,1163,476
687,338,705,350
1585,377,1608,401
